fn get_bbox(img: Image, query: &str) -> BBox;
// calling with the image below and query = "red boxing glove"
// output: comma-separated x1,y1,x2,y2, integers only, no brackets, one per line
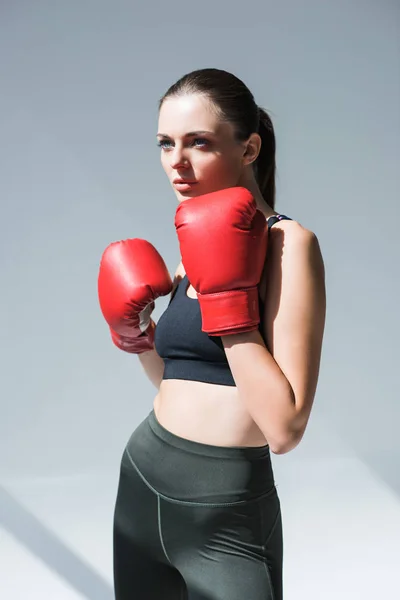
98,239,173,353
174,187,268,336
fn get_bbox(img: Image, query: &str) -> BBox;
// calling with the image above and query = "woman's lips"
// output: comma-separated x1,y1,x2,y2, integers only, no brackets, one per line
173,180,198,191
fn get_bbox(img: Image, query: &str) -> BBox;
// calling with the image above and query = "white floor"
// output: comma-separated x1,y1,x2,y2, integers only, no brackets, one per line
1,440,399,599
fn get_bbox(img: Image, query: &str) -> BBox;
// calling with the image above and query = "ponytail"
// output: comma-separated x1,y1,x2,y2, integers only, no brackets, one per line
256,107,276,210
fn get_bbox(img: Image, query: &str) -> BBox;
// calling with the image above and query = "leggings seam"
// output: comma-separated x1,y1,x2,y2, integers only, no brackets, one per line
123,448,174,566
260,504,281,600
124,447,275,507
157,496,174,566
263,561,275,600
263,508,281,549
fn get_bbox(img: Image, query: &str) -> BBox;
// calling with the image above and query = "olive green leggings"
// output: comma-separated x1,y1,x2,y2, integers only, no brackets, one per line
113,410,283,599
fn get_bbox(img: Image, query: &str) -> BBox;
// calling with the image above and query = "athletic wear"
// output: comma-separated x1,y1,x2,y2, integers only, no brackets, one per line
113,212,292,599
113,409,283,600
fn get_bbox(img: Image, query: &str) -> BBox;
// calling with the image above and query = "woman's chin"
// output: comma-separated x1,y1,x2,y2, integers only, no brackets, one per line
175,188,203,201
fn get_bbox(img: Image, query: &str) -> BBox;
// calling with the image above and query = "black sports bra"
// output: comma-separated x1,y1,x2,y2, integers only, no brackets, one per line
154,214,292,386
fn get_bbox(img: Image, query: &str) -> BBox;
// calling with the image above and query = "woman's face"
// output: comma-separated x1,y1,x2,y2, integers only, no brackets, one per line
157,94,247,202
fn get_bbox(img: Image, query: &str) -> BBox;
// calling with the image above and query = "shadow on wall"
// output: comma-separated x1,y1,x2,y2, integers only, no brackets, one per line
0,485,114,600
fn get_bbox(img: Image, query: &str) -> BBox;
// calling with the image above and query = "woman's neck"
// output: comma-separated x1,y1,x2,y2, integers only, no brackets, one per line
237,175,277,220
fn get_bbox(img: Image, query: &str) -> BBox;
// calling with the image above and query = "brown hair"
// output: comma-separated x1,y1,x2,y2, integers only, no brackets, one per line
159,68,276,209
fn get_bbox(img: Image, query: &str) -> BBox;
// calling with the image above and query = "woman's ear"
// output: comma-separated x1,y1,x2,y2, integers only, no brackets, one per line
242,133,262,166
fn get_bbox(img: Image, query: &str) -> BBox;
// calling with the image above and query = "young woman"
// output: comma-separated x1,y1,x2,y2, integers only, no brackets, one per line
98,68,326,600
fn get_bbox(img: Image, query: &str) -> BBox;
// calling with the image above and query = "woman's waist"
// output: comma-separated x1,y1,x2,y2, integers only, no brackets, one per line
154,380,269,448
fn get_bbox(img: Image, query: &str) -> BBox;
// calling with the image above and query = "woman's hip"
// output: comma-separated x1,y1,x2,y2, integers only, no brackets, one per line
122,409,277,505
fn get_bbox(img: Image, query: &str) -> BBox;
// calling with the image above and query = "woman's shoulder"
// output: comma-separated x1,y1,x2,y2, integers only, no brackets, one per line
259,215,322,302
266,213,316,241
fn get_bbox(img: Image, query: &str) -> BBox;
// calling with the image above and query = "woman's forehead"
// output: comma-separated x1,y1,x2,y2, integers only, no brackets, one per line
158,96,232,138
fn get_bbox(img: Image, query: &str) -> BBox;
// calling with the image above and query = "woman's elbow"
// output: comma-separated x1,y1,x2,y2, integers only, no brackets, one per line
269,430,303,455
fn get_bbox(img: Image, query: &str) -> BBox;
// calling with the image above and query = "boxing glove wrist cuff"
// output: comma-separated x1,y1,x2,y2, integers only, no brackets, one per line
110,320,156,354
197,287,260,336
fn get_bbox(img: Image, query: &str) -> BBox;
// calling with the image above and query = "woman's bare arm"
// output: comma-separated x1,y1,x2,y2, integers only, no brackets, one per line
137,346,166,389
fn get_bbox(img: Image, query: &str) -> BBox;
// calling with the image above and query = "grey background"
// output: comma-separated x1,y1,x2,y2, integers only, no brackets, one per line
1,1,399,598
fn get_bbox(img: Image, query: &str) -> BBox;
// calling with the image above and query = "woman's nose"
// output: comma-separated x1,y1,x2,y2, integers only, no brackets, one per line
170,147,190,170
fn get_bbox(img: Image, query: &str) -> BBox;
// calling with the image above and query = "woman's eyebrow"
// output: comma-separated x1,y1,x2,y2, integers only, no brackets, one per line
156,130,214,138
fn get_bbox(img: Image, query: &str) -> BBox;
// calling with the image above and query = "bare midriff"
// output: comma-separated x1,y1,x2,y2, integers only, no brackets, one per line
153,380,268,448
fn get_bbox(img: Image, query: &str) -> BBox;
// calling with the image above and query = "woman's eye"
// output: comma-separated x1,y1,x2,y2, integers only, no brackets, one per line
157,139,172,149
192,138,209,147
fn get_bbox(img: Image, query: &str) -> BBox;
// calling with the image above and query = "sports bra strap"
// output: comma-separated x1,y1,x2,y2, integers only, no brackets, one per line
267,214,292,228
